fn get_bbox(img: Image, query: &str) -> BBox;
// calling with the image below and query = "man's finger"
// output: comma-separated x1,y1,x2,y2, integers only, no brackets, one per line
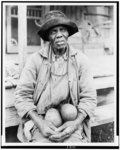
49,124,58,131
51,127,72,140
55,124,66,132
48,128,58,135
49,132,70,142
50,130,68,139
64,127,72,134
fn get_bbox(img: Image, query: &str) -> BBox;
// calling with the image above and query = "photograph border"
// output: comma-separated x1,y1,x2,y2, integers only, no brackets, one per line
1,0,119,149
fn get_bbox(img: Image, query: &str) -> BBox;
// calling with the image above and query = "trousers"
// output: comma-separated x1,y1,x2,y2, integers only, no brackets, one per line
29,124,88,143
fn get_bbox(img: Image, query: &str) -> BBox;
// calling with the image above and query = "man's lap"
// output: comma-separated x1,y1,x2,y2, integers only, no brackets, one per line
30,125,88,143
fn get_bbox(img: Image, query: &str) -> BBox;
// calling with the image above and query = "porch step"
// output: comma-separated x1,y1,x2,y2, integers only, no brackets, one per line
91,103,114,127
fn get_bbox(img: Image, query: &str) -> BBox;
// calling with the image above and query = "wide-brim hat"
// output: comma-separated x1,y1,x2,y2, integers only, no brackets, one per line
37,10,78,41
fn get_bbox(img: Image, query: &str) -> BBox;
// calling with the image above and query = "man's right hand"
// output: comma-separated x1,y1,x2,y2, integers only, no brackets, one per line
28,110,58,138
39,119,58,137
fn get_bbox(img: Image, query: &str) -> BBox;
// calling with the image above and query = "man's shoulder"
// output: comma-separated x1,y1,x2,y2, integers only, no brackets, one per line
70,46,88,61
28,48,46,61
25,50,44,68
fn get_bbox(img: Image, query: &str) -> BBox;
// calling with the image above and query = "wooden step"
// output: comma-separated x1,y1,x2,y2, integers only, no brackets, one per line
5,103,115,128
5,106,20,128
91,103,114,127
94,76,114,90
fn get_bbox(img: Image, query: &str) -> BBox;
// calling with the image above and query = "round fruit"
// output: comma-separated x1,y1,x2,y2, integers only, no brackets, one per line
60,104,78,121
45,108,62,127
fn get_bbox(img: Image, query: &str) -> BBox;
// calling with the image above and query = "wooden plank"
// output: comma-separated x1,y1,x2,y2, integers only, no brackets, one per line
5,103,114,128
76,6,80,21
44,6,50,14
5,86,114,110
66,6,71,18
5,76,114,108
91,103,114,127
5,87,16,108
5,107,20,128
6,6,12,53
5,76,114,90
97,87,114,106
94,76,114,90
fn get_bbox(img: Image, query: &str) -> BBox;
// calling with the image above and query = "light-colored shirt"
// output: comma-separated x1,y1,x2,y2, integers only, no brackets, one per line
37,50,69,114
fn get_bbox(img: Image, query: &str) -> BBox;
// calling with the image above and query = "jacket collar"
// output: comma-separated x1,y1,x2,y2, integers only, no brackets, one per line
38,43,50,59
38,43,78,59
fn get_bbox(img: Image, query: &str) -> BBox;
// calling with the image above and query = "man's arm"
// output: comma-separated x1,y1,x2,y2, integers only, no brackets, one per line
28,110,58,137
77,53,97,119
14,55,38,119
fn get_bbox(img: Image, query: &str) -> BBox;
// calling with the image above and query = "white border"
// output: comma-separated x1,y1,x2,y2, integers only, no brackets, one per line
1,1,119,148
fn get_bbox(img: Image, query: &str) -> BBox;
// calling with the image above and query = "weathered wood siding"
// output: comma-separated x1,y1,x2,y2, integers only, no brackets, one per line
50,6,84,26
49,5,113,54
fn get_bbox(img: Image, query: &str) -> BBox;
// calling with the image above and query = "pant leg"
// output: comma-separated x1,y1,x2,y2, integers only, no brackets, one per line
30,127,52,143
30,126,88,143
63,125,88,143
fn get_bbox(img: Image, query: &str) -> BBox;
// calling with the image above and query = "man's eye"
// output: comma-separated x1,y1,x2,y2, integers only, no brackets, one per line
61,28,66,32
50,30,56,35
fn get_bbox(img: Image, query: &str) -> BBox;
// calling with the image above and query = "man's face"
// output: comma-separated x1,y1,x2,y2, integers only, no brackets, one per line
49,26,69,51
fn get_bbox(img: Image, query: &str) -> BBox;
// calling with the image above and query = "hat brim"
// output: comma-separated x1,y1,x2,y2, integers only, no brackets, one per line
38,17,78,41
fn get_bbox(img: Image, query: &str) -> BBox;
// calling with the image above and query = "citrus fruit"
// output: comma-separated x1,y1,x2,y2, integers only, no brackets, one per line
45,108,62,127
60,104,78,121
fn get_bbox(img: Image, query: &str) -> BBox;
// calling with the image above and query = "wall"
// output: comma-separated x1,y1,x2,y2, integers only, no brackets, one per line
6,5,114,57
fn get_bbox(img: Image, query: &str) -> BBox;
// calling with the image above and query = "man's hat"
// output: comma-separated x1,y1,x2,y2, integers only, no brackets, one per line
37,10,78,41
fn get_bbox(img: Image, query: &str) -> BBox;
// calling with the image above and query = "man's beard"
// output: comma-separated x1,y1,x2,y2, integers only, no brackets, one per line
52,44,67,55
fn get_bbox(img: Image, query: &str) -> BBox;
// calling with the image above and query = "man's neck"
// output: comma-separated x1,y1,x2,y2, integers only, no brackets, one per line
53,47,67,56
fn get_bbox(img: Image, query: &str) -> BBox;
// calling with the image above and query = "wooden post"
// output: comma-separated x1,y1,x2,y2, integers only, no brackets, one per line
6,6,11,53
18,5,27,74
66,6,71,18
45,6,50,13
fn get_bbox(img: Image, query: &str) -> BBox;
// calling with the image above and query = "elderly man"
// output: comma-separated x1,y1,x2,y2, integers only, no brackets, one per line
15,10,97,143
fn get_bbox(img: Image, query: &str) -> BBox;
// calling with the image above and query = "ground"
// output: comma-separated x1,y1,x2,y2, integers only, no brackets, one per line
91,122,114,142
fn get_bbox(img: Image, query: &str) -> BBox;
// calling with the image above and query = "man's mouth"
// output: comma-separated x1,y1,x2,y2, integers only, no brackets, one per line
56,41,65,45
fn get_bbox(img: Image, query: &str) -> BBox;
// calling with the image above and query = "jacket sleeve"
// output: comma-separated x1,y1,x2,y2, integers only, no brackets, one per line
14,54,40,119
77,53,97,118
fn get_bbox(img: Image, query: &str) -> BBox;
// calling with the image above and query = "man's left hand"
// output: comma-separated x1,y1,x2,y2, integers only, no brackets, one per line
49,121,79,142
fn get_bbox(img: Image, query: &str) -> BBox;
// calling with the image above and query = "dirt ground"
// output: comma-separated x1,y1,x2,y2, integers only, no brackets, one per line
91,122,114,142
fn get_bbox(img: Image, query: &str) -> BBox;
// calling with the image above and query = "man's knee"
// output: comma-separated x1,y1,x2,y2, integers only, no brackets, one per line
63,131,88,143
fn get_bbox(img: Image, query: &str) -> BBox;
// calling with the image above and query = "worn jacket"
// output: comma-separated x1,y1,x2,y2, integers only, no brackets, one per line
14,44,97,142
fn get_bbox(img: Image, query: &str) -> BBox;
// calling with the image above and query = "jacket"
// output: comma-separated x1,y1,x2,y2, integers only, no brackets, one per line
14,44,97,142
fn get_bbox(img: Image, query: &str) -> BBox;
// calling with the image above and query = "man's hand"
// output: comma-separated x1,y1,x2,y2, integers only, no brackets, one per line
39,119,58,137
49,112,86,142
28,110,58,138
49,120,79,142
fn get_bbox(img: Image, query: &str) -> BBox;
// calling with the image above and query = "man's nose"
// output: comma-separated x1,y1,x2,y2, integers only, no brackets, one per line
56,31,63,38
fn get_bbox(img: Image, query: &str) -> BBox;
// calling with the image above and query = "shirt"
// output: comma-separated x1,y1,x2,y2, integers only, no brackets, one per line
37,49,70,114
